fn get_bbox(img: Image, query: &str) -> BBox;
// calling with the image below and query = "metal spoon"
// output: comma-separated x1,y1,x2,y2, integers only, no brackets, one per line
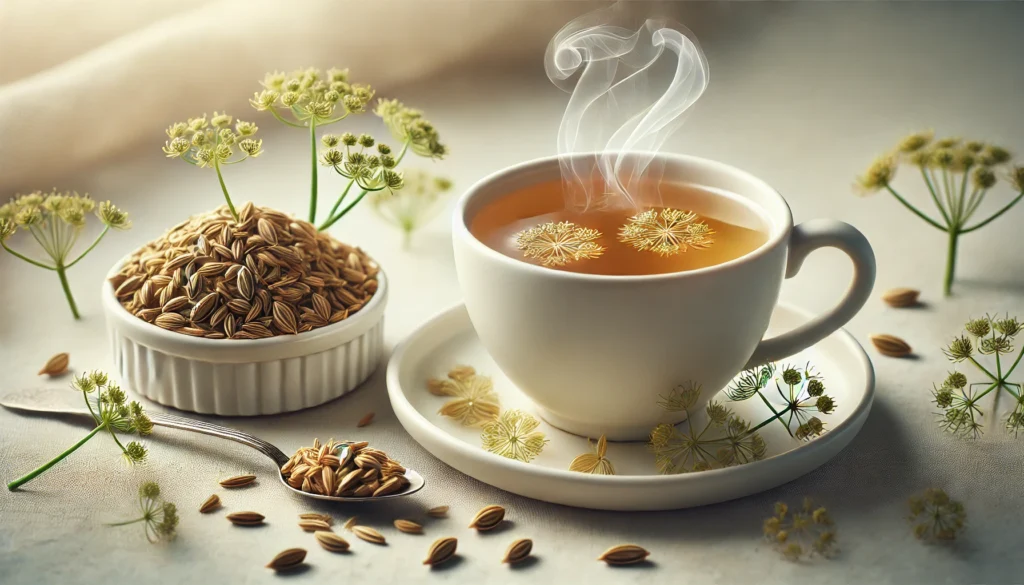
1,388,424,502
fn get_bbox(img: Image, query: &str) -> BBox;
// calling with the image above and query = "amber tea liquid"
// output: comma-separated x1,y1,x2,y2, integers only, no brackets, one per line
470,179,769,276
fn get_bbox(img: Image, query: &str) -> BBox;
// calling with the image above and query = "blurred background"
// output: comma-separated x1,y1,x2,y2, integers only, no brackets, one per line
3,0,1024,334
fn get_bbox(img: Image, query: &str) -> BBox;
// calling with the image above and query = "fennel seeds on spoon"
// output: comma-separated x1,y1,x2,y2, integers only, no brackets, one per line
280,438,409,498
109,203,378,339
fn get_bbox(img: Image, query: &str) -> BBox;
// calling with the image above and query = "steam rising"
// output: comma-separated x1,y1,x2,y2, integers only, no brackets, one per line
545,7,709,212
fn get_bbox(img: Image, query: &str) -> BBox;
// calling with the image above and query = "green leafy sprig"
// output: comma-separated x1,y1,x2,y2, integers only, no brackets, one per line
370,170,453,247
856,132,1023,296
7,371,153,491
109,482,178,543
934,315,1022,438
725,363,836,440
161,113,263,221
0,191,130,319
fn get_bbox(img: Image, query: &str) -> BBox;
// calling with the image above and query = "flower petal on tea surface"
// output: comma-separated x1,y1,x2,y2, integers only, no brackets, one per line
618,208,714,257
514,221,605,267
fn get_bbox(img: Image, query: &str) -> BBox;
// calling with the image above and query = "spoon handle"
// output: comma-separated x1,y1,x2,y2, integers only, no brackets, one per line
149,412,291,467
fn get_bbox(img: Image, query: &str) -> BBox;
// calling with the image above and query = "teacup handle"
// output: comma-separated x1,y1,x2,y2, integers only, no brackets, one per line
743,219,876,369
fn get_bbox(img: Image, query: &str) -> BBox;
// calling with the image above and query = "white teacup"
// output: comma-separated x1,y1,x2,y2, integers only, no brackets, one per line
453,153,875,440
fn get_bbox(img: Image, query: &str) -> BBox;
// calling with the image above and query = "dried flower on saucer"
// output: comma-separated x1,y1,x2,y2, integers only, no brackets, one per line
569,435,615,475
725,362,836,440
514,221,605,267
0,191,130,319
908,488,966,542
649,382,765,474
428,366,500,426
618,208,714,256
762,498,837,561
370,170,453,248
481,410,547,463
109,482,178,543
934,315,1022,438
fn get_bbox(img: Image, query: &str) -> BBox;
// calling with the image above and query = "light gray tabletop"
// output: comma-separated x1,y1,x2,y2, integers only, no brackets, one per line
2,2,1022,584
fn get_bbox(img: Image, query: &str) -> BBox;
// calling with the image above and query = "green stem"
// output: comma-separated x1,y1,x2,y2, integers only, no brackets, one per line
755,392,795,437
1003,346,1024,378
308,119,318,223
955,170,970,225
1,240,56,270
885,186,947,231
317,140,412,231
961,187,984,223
268,106,305,128
317,189,372,231
321,178,356,228
748,405,793,434
920,167,951,225
969,380,1000,404
65,225,110,269
994,350,1004,414
213,159,239,221
943,230,959,297
8,424,104,490
83,391,100,424
56,264,81,319
107,517,147,527
942,169,956,218
968,356,999,382
961,189,1024,233
103,418,129,455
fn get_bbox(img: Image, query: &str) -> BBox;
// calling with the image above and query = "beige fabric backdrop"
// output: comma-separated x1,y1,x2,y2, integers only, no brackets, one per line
0,0,588,193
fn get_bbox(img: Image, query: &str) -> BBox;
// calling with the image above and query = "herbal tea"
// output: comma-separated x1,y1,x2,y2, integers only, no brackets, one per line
469,179,769,275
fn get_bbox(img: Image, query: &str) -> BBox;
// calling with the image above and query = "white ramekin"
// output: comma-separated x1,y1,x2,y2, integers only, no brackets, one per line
101,261,388,416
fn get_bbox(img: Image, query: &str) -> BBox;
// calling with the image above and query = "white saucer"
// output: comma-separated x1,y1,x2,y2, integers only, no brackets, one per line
387,303,874,511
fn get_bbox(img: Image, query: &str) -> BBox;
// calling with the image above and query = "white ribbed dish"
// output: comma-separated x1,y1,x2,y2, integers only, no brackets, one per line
101,262,388,416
